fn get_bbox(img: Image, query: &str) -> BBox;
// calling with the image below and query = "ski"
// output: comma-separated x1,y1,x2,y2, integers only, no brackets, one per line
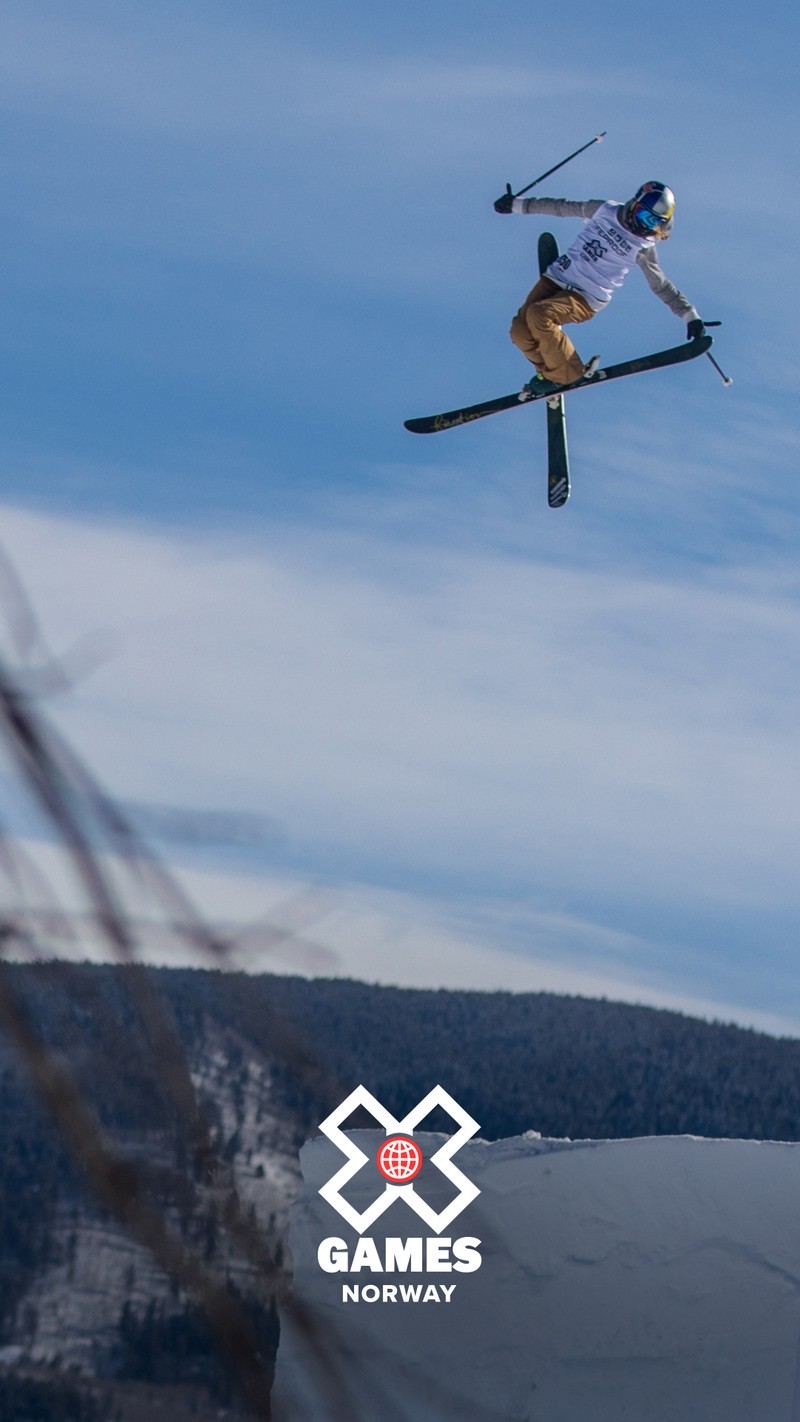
538,232,570,508
404,334,713,435
546,393,569,508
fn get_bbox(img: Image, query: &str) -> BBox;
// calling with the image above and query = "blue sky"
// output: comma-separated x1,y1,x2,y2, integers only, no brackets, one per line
2,0,800,1032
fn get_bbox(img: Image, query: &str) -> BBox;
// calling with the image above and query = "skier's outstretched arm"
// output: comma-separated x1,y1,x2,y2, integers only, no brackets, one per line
637,247,700,327
495,195,604,219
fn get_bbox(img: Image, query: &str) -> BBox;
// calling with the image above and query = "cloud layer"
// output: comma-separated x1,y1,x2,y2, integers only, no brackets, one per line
2,1,800,1037
1,496,799,1029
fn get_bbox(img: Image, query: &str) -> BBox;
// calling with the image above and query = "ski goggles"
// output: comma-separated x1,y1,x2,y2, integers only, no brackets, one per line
633,205,666,231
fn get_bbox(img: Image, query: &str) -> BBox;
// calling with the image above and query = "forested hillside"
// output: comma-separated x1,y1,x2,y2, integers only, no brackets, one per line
162,968,800,1143
2,963,800,1407
9,963,800,1152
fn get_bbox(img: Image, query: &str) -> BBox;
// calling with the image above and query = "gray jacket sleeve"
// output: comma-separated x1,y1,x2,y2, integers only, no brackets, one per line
636,246,699,323
511,196,605,219
512,196,700,322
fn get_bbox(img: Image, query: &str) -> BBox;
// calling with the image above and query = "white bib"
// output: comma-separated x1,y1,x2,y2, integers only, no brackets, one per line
546,201,654,309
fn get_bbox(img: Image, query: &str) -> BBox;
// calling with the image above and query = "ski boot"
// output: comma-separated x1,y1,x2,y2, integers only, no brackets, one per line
518,372,562,403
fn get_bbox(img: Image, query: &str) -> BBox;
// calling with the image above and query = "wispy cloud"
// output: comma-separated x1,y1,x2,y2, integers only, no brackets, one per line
1,495,799,1021
10,838,798,1039
0,9,631,139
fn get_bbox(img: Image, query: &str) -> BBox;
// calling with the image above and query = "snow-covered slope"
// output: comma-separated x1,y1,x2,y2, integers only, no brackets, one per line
15,1033,299,1373
275,1130,800,1422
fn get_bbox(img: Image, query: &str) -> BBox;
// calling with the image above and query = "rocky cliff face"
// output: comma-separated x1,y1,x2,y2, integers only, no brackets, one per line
13,1030,299,1378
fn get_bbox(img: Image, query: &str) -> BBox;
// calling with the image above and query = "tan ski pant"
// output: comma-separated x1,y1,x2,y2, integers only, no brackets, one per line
510,276,596,385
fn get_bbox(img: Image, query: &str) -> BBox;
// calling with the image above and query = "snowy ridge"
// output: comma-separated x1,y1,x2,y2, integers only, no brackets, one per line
276,1129,800,1421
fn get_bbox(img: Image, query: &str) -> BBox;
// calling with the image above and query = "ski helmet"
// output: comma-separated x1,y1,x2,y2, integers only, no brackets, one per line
622,181,675,237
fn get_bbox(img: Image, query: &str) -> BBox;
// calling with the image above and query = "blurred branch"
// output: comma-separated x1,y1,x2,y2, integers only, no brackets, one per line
0,554,352,1416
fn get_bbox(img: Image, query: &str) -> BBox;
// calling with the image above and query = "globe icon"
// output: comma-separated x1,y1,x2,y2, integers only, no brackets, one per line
376,1135,423,1183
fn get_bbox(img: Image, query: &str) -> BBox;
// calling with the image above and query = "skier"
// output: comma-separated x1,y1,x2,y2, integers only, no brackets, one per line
494,181,704,393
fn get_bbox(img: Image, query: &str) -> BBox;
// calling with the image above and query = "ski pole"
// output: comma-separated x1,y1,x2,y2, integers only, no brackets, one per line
697,323,733,386
707,351,733,386
497,131,607,206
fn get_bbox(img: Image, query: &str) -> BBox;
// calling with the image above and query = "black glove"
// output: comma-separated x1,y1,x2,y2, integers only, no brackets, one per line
494,189,514,214
687,318,705,341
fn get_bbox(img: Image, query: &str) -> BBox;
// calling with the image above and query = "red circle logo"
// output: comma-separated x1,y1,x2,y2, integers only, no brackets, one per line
376,1135,423,1183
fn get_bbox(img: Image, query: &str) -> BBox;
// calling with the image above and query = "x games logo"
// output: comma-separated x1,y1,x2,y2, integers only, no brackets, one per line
318,1085,480,1235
